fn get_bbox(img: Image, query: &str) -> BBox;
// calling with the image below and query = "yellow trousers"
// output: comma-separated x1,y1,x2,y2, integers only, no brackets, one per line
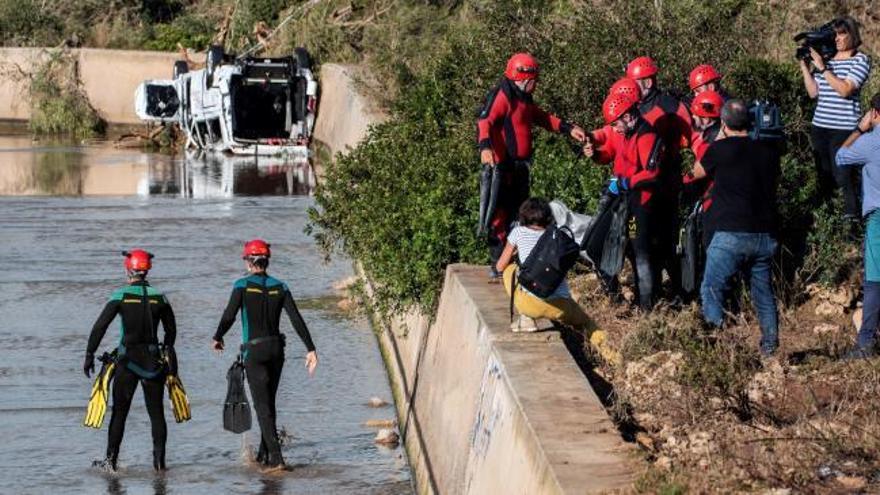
502,265,621,365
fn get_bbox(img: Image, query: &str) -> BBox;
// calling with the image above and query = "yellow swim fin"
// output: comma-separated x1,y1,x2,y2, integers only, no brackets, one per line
166,374,191,423
83,361,115,429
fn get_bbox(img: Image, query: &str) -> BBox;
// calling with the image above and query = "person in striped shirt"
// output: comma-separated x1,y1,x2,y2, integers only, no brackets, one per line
800,16,872,222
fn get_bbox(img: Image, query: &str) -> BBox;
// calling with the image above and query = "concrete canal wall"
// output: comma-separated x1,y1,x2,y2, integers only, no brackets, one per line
0,47,179,124
371,265,634,494
312,63,387,159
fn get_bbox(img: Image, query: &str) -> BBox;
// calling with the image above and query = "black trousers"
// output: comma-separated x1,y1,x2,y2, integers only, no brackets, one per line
812,124,861,217
245,343,285,460
107,366,166,458
654,196,681,297
487,161,530,265
628,197,658,310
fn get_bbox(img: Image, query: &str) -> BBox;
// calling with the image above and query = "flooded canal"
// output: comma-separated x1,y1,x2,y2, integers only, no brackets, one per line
0,132,411,494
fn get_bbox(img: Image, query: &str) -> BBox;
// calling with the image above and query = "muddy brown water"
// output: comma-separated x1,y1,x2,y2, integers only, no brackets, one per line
0,132,411,494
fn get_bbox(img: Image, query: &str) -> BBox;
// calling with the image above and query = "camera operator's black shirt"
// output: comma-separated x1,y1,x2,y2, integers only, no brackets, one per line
701,136,780,241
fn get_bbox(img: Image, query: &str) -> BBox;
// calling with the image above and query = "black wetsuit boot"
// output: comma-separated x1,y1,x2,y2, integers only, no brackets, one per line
256,439,268,465
92,446,119,472
153,450,166,471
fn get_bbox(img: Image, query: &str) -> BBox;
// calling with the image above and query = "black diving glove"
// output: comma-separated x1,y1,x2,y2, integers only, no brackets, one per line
163,345,178,376
83,352,95,378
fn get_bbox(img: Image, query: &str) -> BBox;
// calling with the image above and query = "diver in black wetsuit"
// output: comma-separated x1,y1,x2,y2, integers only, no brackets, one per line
212,239,318,470
84,249,177,471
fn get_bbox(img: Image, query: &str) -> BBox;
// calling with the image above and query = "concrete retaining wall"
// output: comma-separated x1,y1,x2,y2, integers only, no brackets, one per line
0,47,179,124
312,63,387,159
372,264,634,494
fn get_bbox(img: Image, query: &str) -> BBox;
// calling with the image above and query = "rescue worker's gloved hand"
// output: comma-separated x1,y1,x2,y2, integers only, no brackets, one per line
83,352,95,378
608,177,629,195
582,138,594,158
163,345,179,376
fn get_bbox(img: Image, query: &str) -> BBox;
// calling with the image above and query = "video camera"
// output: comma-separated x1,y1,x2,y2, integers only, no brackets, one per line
748,100,784,141
794,22,837,63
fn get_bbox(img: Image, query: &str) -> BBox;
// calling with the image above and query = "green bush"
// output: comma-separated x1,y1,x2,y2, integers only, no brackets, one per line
28,51,106,138
0,0,63,46
144,14,215,51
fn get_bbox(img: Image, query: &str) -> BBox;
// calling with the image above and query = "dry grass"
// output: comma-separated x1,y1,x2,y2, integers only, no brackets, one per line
571,271,880,493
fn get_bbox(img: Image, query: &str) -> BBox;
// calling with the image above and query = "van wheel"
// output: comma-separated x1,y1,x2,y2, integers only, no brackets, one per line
173,60,188,79
206,45,225,84
294,47,311,72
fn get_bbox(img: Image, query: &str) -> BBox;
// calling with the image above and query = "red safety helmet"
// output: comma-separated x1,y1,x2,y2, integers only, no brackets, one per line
689,64,722,91
123,249,153,272
691,90,724,118
625,56,658,80
609,77,641,101
603,93,638,125
504,53,540,81
242,239,271,259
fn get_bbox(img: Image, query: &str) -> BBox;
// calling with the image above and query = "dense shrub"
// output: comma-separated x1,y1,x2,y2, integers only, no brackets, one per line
0,0,63,47
28,51,106,138
144,14,215,52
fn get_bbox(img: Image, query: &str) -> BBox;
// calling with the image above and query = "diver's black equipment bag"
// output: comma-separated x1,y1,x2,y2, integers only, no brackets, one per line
679,202,704,296
581,192,629,279
517,225,580,299
223,356,252,434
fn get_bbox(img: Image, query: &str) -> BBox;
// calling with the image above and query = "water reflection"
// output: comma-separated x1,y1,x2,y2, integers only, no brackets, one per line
175,151,316,198
0,137,316,197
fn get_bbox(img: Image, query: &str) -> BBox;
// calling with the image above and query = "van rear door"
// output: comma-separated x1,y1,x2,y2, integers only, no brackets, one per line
134,81,180,122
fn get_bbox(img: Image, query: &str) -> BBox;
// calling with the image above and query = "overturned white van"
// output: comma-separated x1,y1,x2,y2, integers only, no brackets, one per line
135,46,317,157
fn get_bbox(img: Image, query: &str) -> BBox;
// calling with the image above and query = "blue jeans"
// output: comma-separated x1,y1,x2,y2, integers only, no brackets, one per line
701,232,779,354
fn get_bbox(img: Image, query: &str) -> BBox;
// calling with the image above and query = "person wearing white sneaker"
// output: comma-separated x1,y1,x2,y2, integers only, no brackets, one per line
496,199,621,364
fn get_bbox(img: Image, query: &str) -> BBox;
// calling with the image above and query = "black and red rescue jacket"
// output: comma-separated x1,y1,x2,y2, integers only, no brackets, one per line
639,89,692,194
615,119,665,206
476,78,571,164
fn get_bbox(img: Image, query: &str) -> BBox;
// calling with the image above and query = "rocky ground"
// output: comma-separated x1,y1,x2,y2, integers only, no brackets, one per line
569,266,880,494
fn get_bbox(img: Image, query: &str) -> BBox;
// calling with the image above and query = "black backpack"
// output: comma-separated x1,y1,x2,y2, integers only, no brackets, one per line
515,225,580,299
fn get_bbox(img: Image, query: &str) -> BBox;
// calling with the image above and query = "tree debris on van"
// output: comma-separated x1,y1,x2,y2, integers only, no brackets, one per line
134,45,317,157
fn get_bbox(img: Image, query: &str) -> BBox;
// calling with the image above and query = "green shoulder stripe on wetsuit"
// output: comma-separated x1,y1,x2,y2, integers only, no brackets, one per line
110,287,127,301
264,275,287,290
120,285,163,297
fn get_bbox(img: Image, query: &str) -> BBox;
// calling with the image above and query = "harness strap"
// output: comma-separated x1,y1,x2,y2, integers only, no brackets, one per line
239,334,286,354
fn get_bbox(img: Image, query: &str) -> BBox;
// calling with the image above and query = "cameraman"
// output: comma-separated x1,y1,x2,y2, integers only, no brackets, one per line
696,99,782,357
800,16,871,222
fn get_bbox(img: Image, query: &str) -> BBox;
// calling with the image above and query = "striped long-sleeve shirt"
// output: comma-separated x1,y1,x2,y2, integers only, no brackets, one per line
812,53,871,130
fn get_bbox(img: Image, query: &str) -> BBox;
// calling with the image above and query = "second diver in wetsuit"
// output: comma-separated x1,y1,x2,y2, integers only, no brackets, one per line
212,239,319,470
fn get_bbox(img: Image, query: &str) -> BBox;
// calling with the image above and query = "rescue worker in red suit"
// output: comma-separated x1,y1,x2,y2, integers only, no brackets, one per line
587,77,642,163
583,93,665,310
678,90,725,300
684,90,725,239
684,64,730,108
477,52,586,278
625,56,692,298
